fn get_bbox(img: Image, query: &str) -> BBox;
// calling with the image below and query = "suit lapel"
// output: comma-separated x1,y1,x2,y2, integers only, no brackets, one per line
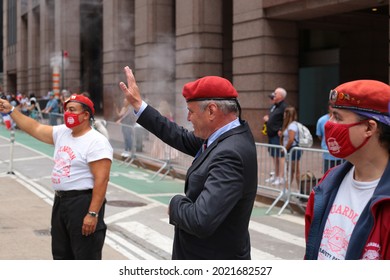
185,122,248,185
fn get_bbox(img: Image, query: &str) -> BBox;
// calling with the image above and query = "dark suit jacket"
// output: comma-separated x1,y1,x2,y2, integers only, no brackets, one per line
267,100,287,137
137,105,258,259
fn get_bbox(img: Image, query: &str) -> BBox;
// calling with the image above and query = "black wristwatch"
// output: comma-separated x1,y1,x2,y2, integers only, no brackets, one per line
88,211,98,218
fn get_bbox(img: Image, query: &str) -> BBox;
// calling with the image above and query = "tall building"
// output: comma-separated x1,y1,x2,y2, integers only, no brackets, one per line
2,0,389,141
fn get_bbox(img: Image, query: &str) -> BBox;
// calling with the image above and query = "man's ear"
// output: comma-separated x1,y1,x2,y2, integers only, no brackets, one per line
84,111,91,121
208,103,218,118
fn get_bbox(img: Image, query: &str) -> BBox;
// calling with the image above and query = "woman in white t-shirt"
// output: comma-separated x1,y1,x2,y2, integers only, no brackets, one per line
0,93,113,260
280,106,302,187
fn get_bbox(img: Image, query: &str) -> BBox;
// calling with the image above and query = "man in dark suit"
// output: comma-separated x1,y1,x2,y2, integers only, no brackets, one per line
119,66,258,260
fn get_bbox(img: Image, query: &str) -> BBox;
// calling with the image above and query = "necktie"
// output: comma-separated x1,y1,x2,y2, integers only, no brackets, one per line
194,141,207,160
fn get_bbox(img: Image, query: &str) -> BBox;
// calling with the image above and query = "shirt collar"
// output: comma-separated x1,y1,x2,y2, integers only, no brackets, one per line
207,118,240,147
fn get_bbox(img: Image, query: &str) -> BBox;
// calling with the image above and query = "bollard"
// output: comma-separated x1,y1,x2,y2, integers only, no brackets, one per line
7,128,15,175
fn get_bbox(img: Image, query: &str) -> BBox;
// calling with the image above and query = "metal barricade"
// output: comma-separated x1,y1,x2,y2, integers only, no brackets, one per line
276,146,336,215
257,144,344,215
255,143,288,214
42,112,63,125
105,121,148,168
104,120,191,180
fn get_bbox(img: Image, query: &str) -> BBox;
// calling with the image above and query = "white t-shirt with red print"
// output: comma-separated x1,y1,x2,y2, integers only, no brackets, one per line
51,125,113,191
318,167,378,260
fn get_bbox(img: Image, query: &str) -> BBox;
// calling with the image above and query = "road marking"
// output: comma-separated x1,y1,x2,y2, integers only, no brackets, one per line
14,171,54,206
3,155,47,162
275,214,305,226
106,230,157,260
0,136,52,158
105,203,160,224
108,181,168,207
32,175,52,181
0,143,15,148
251,247,282,260
117,221,173,255
249,220,305,248
0,142,22,148
160,218,282,260
110,170,154,183
146,193,179,197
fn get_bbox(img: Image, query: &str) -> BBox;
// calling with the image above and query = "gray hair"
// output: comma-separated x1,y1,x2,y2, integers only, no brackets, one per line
276,87,287,99
198,100,239,115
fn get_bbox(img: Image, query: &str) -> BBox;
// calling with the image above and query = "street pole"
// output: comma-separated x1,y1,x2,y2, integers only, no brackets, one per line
7,127,15,175
61,49,64,91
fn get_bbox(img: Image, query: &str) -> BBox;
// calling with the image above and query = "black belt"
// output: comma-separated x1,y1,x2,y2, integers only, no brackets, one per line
55,189,92,198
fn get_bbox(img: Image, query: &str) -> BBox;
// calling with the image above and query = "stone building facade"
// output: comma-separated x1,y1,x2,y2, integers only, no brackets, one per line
3,0,389,141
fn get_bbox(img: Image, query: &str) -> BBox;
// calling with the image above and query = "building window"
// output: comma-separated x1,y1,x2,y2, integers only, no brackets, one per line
7,0,17,46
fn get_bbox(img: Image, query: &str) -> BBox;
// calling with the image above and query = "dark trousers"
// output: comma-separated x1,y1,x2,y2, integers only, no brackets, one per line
51,191,107,260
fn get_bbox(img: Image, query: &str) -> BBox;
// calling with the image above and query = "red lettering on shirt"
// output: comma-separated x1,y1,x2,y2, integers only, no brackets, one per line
330,204,359,225
58,146,76,160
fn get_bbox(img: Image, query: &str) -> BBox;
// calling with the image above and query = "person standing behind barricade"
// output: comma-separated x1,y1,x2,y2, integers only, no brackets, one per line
263,87,288,185
119,66,257,260
280,106,302,187
150,100,179,160
19,93,30,116
8,93,20,129
60,89,71,112
316,104,343,173
305,80,390,260
0,93,11,129
116,98,136,158
27,95,40,120
0,93,113,259
42,91,59,125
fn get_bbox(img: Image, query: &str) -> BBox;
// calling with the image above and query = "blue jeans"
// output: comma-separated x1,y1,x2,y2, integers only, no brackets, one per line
122,126,133,151
268,135,284,158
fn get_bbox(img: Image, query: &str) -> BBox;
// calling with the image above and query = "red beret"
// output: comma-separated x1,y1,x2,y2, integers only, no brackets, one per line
329,80,390,125
64,94,95,115
182,76,238,102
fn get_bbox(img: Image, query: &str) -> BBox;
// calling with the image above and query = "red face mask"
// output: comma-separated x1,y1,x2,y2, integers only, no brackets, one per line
64,111,85,128
325,120,370,158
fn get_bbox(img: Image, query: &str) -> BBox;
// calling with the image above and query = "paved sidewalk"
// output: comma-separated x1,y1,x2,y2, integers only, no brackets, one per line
0,175,52,259
0,174,127,260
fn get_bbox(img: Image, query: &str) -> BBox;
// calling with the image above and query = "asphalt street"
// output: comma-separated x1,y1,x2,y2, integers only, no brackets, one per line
0,127,306,260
